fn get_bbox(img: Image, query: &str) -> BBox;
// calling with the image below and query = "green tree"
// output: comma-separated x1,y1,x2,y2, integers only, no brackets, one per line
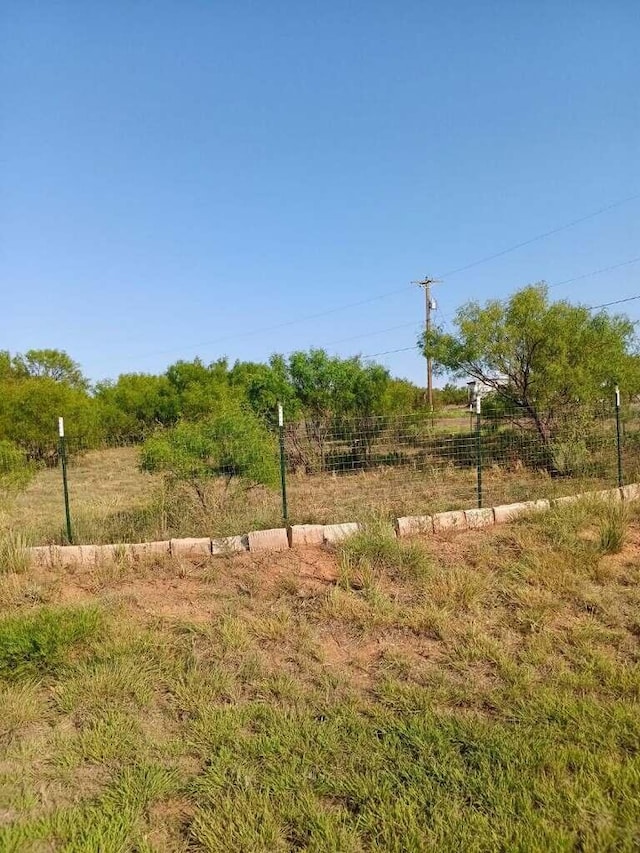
0,377,100,458
140,403,278,508
281,350,393,470
12,349,89,391
0,352,16,382
0,439,35,493
229,357,299,427
94,374,180,441
285,350,391,421
383,378,425,414
421,284,638,444
165,357,228,392
435,383,469,407
165,358,231,420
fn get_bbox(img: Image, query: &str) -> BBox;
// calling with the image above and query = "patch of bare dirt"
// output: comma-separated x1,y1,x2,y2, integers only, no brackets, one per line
318,633,383,685
40,548,338,623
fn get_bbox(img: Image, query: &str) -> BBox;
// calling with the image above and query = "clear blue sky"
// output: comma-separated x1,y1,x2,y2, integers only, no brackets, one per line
2,1,639,386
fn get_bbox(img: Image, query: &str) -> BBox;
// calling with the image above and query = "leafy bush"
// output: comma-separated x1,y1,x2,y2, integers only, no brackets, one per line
0,440,35,492
550,439,590,476
140,405,279,506
434,383,469,407
0,378,102,460
95,373,180,442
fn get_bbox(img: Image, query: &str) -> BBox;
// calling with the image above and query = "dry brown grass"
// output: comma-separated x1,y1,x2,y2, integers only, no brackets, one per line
0,447,159,543
0,444,622,546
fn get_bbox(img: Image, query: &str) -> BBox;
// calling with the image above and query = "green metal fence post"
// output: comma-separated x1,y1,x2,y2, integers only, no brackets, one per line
475,397,483,508
58,417,73,544
615,386,623,488
277,403,289,525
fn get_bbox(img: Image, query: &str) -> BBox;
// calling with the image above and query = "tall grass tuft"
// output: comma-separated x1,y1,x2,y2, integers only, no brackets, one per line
598,504,628,555
339,518,430,585
0,530,31,574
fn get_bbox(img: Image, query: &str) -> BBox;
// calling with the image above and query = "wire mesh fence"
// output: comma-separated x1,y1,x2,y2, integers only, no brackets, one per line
282,414,480,522
2,393,640,546
0,427,286,546
281,402,629,524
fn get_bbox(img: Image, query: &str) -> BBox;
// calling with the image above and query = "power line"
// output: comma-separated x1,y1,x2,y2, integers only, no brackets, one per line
360,296,640,369
433,299,455,330
357,268,640,362
438,192,640,279
362,297,640,362
359,345,420,360
319,320,421,347
274,321,423,360
129,284,415,361
129,191,640,363
130,265,637,369
587,295,640,311
360,297,640,364
260,257,640,356
432,256,640,322
547,256,640,289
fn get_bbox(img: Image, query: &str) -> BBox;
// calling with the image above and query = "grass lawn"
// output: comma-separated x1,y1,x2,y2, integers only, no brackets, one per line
0,499,639,850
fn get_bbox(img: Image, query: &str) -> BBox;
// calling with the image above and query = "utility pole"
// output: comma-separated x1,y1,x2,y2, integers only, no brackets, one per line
414,276,440,412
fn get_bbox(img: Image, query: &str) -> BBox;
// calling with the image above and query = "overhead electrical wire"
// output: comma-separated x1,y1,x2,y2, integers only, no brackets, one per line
129,191,640,362
317,320,421,347
431,256,640,325
231,255,640,360
437,192,640,279
129,284,415,361
587,295,640,311
361,253,640,365
270,320,424,361
548,256,640,290
358,345,420,360
133,257,639,367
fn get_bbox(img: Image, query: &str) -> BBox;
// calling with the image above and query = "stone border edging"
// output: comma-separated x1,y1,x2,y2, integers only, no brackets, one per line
25,485,638,567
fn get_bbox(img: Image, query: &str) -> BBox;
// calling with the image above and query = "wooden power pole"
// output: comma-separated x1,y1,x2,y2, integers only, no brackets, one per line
414,276,439,411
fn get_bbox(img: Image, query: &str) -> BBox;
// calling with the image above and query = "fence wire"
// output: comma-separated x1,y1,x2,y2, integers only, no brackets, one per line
2,398,640,546
283,403,630,523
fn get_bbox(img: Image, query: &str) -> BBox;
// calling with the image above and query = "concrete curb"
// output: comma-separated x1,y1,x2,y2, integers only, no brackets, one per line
211,535,249,555
552,495,579,507
24,484,639,564
493,499,550,524
323,522,360,545
464,507,495,529
622,484,640,501
290,524,325,547
432,510,467,533
396,515,433,537
593,488,622,503
493,501,532,524
129,540,171,559
248,528,289,553
171,538,212,559
94,543,132,562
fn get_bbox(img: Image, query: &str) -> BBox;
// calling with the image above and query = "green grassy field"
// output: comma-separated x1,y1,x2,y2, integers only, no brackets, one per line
0,500,639,850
